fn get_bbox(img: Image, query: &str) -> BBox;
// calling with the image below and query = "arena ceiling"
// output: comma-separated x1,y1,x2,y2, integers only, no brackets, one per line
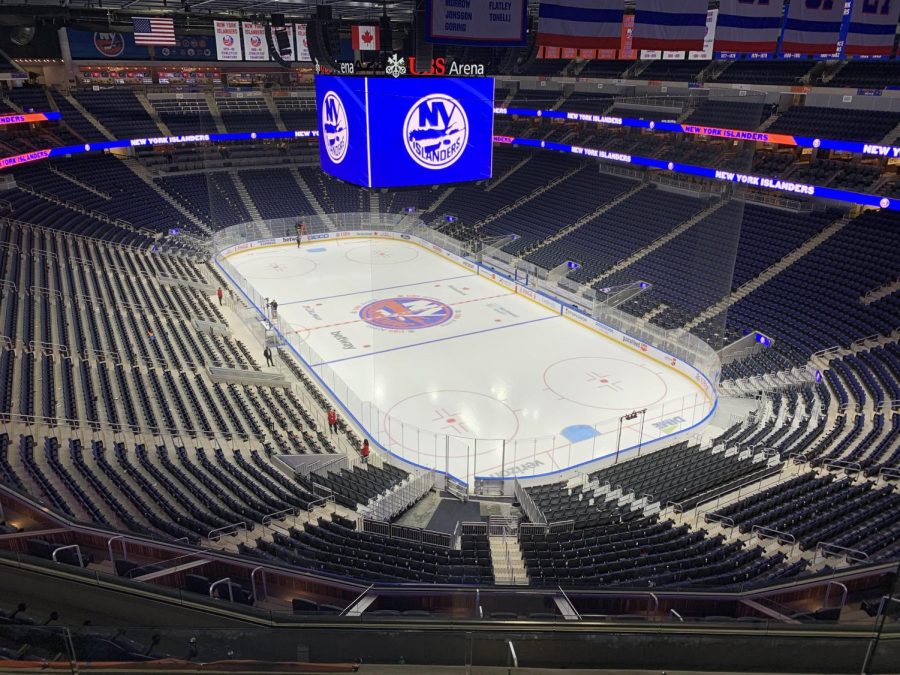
0,0,549,22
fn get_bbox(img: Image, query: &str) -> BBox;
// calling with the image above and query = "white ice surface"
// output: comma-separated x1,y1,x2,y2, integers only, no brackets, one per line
228,238,713,480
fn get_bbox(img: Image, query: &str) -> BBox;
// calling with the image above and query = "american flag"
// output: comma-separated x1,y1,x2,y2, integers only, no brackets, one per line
132,17,177,46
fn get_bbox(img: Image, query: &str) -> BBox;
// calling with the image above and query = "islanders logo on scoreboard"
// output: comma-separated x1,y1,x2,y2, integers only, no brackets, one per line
322,91,349,164
359,296,454,330
403,94,468,170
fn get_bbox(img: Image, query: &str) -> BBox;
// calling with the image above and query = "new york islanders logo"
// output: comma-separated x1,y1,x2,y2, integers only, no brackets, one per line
322,91,348,164
403,94,468,170
359,297,453,330
94,32,125,58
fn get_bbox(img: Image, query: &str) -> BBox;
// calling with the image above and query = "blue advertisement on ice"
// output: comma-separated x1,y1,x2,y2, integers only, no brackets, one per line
315,74,494,188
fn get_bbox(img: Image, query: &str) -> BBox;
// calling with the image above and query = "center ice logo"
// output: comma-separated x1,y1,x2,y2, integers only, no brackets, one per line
403,94,468,170
359,297,453,330
322,91,349,164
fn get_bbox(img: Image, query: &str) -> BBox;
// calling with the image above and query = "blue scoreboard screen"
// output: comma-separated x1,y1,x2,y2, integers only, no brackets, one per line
315,75,494,189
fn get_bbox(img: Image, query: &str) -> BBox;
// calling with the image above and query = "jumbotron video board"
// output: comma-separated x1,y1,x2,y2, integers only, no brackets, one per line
315,74,494,189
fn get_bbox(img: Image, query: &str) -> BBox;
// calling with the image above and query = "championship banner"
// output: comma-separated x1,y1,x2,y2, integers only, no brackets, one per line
295,23,311,61
781,0,844,55
845,0,900,57
537,0,625,49
619,14,637,59
688,9,718,60
715,0,783,55
427,0,527,46
281,24,296,61
640,50,662,59
632,0,708,51
214,20,242,60
662,50,685,60
242,22,268,61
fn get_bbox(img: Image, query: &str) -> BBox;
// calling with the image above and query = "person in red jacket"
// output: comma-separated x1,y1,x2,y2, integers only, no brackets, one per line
360,439,370,463
217,287,223,306
327,408,338,434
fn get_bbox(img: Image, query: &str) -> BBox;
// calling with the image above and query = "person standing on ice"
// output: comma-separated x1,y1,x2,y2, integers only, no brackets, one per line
296,221,306,247
270,299,278,319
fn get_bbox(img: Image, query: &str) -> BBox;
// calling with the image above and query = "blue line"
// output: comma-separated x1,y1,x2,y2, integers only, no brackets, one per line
280,273,475,306
311,315,558,367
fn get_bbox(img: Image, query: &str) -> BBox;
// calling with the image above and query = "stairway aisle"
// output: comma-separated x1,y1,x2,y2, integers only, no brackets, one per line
489,534,529,586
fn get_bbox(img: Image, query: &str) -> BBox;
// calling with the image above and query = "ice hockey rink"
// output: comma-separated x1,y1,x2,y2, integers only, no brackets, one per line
226,238,715,481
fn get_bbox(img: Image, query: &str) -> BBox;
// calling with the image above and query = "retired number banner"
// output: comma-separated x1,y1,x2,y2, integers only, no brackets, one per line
427,0,527,46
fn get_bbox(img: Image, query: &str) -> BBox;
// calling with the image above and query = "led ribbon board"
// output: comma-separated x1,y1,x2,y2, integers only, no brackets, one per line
0,112,61,126
0,130,319,169
496,107,900,159
495,136,899,212
0,124,893,211
316,74,495,188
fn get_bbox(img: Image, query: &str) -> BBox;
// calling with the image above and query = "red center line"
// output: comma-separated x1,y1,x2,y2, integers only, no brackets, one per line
296,291,515,334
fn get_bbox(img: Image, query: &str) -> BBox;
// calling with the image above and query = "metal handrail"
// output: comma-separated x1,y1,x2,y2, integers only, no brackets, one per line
815,542,869,565
507,640,518,670
52,544,84,568
460,521,488,535
209,577,233,603
666,500,684,514
823,580,848,610
824,459,862,474
751,525,796,545
250,566,267,602
106,534,127,566
207,522,247,542
557,585,581,620
262,507,296,526
306,495,336,515
311,482,334,498
340,584,374,617
702,512,735,529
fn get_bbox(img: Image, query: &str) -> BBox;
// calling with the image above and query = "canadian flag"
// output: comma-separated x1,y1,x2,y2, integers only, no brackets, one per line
352,25,380,51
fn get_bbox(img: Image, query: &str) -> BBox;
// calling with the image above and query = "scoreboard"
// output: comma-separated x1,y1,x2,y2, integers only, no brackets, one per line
315,75,495,189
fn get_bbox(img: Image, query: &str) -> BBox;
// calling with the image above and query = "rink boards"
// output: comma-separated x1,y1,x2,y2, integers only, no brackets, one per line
220,231,715,478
